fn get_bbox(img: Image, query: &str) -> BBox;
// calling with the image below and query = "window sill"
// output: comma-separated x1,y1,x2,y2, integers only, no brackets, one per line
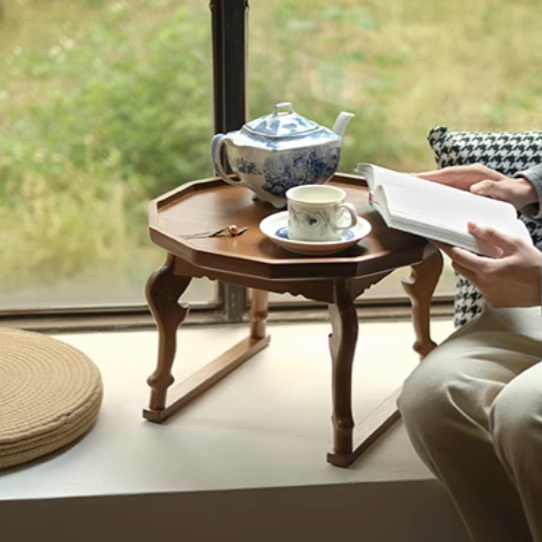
0,298,454,333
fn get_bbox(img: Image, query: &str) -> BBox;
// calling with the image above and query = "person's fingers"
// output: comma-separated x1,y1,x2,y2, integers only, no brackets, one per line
430,241,458,261
415,169,456,184
451,260,479,285
415,170,443,177
467,221,518,254
469,179,509,201
430,238,490,272
449,245,486,271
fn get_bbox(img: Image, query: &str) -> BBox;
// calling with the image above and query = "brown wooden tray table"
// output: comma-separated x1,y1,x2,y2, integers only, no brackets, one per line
144,173,443,468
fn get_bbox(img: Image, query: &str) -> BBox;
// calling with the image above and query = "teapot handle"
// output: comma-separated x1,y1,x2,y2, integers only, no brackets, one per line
211,134,245,186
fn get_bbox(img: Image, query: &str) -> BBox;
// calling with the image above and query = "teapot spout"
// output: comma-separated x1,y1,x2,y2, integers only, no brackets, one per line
331,111,355,138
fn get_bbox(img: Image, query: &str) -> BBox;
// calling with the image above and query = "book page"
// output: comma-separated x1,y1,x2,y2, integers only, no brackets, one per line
355,163,533,252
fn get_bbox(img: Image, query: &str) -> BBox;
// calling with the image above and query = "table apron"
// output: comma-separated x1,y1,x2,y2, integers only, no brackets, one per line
173,256,392,304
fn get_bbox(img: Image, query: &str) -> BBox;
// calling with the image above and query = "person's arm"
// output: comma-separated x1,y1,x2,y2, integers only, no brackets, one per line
515,164,542,221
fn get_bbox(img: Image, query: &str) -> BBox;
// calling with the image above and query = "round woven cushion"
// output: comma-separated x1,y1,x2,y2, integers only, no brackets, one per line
0,328,103,470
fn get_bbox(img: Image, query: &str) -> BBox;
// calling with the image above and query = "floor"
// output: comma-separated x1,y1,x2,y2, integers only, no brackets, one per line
0,316,456,500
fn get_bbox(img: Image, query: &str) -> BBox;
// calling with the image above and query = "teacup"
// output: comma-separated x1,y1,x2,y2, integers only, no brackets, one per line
286,185,358,242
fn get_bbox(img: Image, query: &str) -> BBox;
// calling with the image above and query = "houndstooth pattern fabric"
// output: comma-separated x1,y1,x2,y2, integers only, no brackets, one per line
428,126,542,327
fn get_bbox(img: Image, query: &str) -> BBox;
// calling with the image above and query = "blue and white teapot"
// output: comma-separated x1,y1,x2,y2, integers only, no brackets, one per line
211,102,354,208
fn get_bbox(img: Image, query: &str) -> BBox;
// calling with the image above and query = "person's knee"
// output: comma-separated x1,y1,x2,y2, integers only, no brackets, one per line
399,353,459,437
491,380,542,473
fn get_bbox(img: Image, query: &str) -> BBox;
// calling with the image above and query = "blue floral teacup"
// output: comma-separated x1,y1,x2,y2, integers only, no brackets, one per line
286,185,358,242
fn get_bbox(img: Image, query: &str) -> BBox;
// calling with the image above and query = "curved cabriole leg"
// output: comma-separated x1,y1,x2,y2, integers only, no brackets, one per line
145,253,191,413
327,279,358,457
402,248,444,359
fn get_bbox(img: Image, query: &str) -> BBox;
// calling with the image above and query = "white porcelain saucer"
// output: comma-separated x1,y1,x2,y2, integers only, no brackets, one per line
259,211,372,255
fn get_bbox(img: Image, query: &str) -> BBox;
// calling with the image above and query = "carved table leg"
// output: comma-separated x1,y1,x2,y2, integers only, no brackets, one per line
145,253,191,415
250,289,269,340
143,261,271,424
402,248,444,359
326,249,444,465
326,251,443,468
327,280,358,459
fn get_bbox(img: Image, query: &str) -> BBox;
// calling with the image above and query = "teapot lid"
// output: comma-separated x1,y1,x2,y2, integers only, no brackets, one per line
243,102,320,138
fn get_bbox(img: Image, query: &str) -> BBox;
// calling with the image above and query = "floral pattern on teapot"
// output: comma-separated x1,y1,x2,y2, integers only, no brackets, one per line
260,148,339,196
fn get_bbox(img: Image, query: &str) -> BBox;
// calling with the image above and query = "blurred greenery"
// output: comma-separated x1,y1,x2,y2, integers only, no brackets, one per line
1,0,542,305
0,0,213,302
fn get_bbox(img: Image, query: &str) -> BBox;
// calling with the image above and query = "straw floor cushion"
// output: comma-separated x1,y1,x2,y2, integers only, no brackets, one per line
0,328,103,470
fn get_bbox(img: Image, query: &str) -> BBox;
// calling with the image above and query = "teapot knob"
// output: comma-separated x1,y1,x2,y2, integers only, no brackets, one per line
273,102,294,116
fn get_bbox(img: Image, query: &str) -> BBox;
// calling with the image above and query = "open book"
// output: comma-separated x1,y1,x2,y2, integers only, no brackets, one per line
355,163,532,256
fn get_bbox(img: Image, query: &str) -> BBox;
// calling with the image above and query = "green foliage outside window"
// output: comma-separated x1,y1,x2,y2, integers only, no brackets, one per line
0,1,213,296
1,0,542,304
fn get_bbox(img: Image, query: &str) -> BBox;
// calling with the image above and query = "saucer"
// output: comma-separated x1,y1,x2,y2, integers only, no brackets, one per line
259,211,372,255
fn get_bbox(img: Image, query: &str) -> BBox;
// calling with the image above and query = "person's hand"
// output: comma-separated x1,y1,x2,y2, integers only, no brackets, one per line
432,222,542,308
416,164,538,210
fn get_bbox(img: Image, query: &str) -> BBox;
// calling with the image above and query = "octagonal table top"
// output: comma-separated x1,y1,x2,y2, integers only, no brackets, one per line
149,173,432,281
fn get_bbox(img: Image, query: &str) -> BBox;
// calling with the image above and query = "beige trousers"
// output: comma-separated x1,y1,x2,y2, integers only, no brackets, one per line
399,303,542,542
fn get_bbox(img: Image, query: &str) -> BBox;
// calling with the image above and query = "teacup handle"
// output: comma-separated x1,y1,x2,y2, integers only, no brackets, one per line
211,134,246,186
337,203,358,229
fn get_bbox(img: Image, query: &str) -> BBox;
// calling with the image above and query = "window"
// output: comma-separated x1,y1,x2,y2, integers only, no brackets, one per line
3,1,540,317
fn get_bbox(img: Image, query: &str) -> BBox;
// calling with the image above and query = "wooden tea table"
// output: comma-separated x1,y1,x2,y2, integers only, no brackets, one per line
143,173,443,468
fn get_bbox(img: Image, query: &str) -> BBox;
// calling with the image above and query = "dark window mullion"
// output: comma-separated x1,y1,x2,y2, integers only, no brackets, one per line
210,0,249,322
